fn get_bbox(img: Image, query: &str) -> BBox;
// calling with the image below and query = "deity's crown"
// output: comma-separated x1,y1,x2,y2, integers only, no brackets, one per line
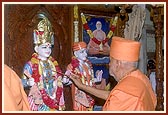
33,14,54,46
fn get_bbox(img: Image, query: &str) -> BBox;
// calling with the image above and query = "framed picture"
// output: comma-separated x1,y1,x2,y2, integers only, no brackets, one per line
81,13,117,64
83,16,112,45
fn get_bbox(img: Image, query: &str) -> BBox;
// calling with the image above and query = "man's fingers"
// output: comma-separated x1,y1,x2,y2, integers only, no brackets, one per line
70,73,79,79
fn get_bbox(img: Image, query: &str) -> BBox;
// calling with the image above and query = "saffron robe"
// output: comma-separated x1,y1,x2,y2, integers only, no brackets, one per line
103,70,157,111
4,65,30,111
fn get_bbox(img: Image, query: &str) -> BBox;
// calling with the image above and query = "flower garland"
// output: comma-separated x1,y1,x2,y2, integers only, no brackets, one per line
81,13,118,45
71,56,80,69
70,56,93,74
70,56,95,106
30,53,63,109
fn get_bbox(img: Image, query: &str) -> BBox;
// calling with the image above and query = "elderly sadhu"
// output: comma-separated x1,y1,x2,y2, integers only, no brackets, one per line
69,36,157,111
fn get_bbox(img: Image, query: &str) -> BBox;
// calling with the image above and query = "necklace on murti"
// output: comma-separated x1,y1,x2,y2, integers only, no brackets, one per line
40,60,53,94
39,60,58,109
79,62,94,86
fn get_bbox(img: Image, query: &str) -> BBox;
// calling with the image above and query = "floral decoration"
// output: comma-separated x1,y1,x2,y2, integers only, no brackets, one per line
30,53,63,110
81,13,118,45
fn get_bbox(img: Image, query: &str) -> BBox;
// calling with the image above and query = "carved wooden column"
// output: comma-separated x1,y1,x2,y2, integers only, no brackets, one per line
115,4,132,37
150,4,164,111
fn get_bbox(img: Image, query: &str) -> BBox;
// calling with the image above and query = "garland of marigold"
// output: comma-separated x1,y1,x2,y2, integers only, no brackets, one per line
30,53,63,109
81,13,118,45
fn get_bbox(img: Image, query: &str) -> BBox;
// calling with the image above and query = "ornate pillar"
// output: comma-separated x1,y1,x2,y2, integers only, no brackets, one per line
73,5,79,42
115,4,132,37
150,4,164,111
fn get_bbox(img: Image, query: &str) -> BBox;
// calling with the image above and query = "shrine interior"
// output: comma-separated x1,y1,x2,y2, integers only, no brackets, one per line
3,3,165,111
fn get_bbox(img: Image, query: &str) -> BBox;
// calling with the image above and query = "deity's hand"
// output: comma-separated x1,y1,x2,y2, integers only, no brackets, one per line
62,76,70,84
27,77,35,86
95,70,103,83
62,70,72,85
24,69,32,78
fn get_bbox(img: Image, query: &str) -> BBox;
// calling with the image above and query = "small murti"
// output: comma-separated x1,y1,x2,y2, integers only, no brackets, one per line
64,42,103,111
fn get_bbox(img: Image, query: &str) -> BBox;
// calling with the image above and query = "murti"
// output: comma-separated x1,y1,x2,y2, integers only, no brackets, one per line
70,42,95,110
22,14,65,111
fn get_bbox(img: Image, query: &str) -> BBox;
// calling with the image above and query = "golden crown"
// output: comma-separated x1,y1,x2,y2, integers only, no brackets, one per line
33,15,54,46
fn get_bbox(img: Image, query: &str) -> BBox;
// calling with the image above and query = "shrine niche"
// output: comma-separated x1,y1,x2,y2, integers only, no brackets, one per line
4,4,73,111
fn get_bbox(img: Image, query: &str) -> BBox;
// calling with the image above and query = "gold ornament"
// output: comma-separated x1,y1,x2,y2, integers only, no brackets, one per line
33,15,54,46
74,5,78,20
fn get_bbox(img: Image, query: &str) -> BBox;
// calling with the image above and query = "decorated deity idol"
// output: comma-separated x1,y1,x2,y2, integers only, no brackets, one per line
21,14,65,111
63,42,103,111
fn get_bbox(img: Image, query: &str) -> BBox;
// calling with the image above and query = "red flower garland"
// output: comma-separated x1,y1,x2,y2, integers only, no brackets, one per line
70,57,95,106
40,89,59,109
71,57,80,68
83,23,90,30
30,53,63,109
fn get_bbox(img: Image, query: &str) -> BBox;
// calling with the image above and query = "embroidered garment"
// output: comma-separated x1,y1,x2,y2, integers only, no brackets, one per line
71,57,95,111
22,53,65,111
